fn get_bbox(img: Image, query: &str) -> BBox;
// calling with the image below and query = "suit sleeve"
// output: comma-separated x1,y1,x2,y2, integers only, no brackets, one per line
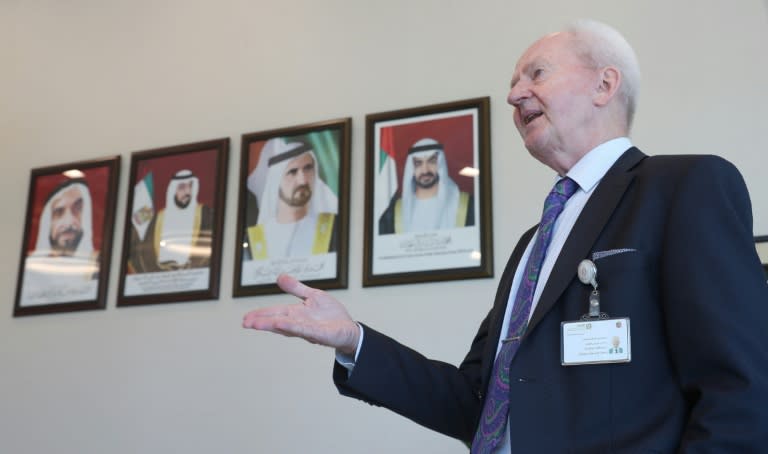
333,319,489,443
661,156,768,452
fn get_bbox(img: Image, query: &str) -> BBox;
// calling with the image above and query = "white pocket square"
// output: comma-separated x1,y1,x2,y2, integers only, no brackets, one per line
592,248,637,261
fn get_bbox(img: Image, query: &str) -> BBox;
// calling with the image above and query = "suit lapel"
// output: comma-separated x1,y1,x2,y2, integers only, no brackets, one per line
524,147,646,336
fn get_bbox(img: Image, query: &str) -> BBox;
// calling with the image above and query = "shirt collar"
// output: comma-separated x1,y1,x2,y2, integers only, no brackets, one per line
565,137,632,193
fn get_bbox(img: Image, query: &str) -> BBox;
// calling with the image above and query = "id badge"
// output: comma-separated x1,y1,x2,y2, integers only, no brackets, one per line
561,317,631,366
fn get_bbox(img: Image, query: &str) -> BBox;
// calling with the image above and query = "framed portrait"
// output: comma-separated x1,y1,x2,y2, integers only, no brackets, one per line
13,156,121,316
117,138,229,306
233,118,351,296
363,97,493,286
755,235,768,279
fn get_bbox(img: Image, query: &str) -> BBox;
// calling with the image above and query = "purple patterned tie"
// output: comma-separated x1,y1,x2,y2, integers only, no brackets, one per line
471,177,579,454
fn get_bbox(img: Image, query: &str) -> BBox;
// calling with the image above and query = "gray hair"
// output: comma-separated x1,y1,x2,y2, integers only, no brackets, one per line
565,19,641,130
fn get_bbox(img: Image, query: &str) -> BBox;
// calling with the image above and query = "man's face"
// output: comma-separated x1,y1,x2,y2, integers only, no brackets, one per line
507,33,599,166
174,180,194,209
412,152,440,189
279,152,315,207
48,185,85,255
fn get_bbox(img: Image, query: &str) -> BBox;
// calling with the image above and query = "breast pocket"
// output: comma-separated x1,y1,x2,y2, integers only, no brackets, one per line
590,249,655,316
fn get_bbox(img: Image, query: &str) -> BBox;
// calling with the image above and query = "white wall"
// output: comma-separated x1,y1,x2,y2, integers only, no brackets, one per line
1,1,766,453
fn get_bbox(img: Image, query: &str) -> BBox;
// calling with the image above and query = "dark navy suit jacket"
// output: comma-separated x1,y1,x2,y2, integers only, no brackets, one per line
334,148,768,452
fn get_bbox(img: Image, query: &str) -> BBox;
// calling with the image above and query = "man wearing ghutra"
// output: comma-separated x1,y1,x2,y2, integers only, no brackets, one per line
128,170,213,272
378,137,474,234
155,170,212,270
20,179,99,305
245,138,338,259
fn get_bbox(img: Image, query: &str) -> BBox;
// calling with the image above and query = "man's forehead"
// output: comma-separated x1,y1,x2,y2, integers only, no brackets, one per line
411,151,439,161
52,186,84,206
285,151,314,169
511,32,571,79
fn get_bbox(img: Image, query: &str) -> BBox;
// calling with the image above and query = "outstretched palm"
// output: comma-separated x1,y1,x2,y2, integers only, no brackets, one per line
242,274,360,355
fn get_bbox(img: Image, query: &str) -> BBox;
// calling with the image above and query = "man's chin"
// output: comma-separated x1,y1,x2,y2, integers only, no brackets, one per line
524,134,549,157
415,175,438,189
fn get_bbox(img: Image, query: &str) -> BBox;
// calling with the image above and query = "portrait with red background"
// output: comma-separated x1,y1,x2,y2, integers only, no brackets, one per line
381,113,476,197
25,166,111,254
14,156,121,316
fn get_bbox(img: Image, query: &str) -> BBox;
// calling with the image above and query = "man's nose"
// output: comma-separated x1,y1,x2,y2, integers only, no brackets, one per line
507,82,529,107
61,209,77,227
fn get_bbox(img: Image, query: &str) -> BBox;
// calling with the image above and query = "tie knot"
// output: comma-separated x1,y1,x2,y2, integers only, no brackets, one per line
552,177,579,199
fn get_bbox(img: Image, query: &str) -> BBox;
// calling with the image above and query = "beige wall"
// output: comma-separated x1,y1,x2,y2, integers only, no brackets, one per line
1,1,766,453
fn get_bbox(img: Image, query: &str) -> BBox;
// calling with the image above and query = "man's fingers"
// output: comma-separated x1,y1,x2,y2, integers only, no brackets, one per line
244,315,318,342
242,306,287,324
276,273,315,300
243,312,293,331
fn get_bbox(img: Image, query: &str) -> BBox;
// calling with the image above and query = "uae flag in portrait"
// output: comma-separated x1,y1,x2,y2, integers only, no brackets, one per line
375,127,398,223
132,172,155,241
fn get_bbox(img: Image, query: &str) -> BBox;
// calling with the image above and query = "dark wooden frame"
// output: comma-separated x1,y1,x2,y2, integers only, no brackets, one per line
363,97,493,286
13,156,121,316
117,138,229,306
233,118,351,296
755,235,768,278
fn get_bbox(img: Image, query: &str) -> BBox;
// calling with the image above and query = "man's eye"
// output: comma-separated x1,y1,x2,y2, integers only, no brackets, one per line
532,68,544,80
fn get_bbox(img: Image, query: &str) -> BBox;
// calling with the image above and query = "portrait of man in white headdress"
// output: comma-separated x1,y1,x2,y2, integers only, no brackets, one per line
244,138,338,261
128,169,213,273
19,179,100,306
379,138,474,235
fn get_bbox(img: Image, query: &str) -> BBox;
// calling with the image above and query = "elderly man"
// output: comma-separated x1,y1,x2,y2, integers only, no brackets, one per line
243,20,768,452
245,138,338,259
20,179,99,305
379,137,474,234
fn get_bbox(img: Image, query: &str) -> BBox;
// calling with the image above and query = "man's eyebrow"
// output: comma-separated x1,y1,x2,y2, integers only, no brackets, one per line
510,60,542,89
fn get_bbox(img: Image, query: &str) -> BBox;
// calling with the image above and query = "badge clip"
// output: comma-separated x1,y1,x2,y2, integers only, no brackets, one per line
577,259,608,320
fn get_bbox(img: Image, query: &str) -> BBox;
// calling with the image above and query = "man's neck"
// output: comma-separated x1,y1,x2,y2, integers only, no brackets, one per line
415,185,438,200
546,130,629,176
276,204,309,223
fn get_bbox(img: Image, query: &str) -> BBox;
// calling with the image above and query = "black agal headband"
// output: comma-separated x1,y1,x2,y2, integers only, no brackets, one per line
268,142,314,166
408,143,444,155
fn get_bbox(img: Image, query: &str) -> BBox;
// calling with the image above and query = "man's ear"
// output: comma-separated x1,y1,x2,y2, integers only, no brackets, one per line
594,66,621,107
